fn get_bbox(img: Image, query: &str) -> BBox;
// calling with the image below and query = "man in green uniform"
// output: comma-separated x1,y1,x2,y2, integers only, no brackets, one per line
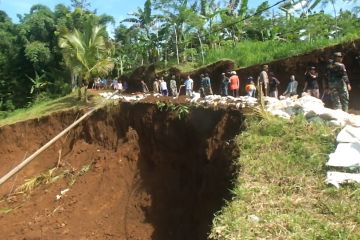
326,52,352,112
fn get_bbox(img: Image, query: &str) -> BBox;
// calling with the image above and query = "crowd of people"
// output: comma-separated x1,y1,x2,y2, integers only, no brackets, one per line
143,52,351,112
93,51,351,113
92,77,128,92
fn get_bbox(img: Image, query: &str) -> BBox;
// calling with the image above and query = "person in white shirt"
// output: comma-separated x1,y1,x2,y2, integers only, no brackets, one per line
160,77,168,96
184,75,194,97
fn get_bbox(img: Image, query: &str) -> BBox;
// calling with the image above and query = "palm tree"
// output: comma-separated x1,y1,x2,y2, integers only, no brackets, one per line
59,20,114,102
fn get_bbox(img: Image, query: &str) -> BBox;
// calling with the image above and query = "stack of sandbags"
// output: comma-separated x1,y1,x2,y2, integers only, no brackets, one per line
326,124,360,188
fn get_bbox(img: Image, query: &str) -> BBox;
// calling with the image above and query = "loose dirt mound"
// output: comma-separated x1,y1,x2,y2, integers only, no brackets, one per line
0,102,242,240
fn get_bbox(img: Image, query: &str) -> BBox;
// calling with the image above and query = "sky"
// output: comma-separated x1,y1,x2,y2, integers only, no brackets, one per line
0,0,357,35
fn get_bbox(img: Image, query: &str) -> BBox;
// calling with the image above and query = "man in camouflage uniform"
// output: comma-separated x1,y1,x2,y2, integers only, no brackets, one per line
326,52,352,112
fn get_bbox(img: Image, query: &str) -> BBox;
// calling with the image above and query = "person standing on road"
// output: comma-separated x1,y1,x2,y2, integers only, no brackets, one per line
303,66,320,98
282,75,298,97
170,75,178,96
141,80,149,93
258,64,269,96
153,78,160,93
160,77,168,96
326,52,351,112
229,71,240,97
245,76,256,97
203,73,213,95
184,75,194,97
269,72,280,98
220,72,230,96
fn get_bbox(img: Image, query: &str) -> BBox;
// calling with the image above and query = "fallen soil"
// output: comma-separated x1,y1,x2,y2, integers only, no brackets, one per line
0,102,242,240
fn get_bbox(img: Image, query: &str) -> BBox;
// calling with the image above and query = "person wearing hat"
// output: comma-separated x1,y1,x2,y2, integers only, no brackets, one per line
326,52,351,112
258,64,269,96
220,72,230,96
229,70,240,97
303,66,320,98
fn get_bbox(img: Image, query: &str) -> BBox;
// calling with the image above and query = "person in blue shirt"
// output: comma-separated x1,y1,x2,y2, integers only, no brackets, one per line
282,75,298,97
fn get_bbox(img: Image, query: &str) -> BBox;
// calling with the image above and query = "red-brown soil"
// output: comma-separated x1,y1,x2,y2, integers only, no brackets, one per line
0,102,242,239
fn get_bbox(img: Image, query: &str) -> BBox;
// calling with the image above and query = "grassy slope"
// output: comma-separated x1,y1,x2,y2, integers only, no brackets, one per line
204,34,360,68
155,33,360,73
210,115,360,239
0,92,101,127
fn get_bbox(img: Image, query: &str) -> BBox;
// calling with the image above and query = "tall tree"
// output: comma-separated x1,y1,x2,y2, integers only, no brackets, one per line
121,0,158,64
59,19,114,102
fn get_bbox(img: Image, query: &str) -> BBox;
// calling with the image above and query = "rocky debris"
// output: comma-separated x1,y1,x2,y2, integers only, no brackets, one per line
188,94,258,108
99,92,146,102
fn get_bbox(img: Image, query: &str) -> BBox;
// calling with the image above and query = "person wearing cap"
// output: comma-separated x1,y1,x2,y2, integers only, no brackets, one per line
303,66,320,98
245,76,256,97
326,52,351,112
258,65,269,96
229,71,240,97
220,72,230,96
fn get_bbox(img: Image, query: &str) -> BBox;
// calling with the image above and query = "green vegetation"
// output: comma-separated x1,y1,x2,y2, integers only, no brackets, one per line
156,101,190,119
59,19,114,102
0,93,99,127
204,33,360,68
1,0,360,113
10,162,93,196
210,115,360,239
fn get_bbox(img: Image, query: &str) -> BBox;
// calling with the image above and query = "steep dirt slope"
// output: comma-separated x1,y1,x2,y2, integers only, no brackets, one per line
0,103,242,240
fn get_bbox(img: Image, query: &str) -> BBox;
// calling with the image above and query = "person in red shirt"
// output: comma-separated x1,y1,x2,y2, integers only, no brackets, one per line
229,71,240,97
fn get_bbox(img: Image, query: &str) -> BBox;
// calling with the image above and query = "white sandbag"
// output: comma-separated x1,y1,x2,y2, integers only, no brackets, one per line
226,96,235,101
329,119,346,127
270,110,291,119
205,95,222,101
326,171,360,188
337,125,360,143
319,108,349,122
326,142,360,168
298,95,324,106
346,114,360,127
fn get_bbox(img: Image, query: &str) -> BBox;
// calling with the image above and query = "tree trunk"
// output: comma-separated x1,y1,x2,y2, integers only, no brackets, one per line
332,1,338,38
198,32,205,65
119,56,124,76
71,73,77,92
175,26,180,65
